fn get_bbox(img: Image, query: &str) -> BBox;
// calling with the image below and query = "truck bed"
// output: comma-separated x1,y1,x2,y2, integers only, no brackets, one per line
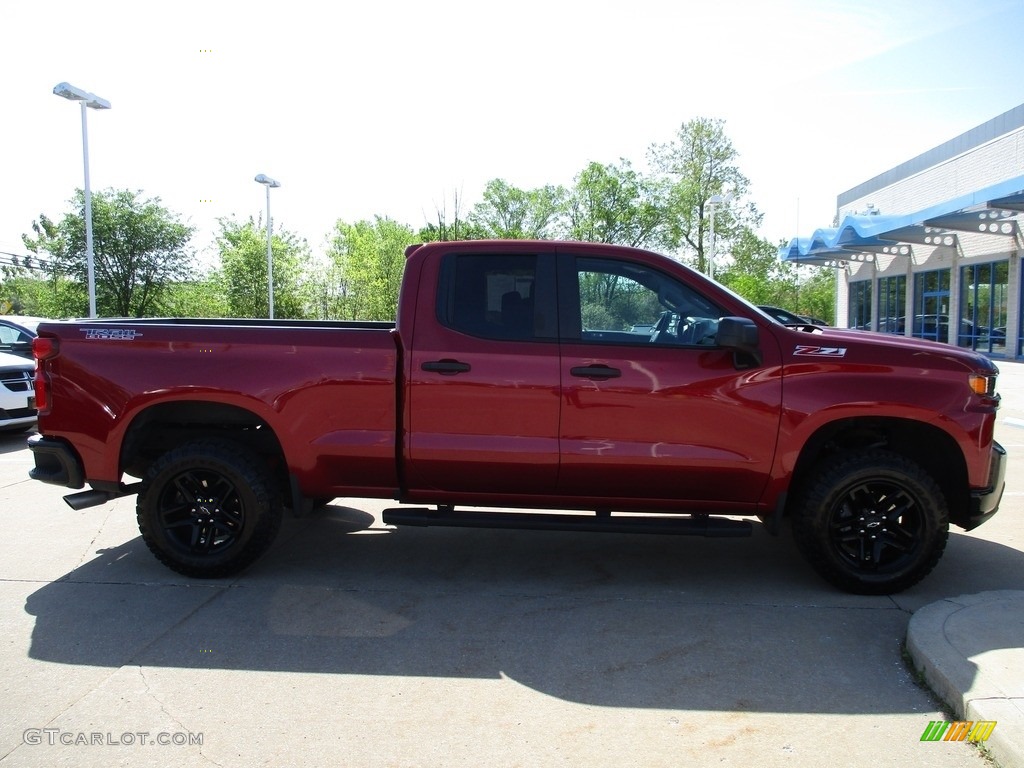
36,318,401,497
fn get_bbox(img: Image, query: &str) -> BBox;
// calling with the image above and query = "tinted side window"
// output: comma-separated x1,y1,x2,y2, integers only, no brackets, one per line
573,257,722,346
437,254,556,341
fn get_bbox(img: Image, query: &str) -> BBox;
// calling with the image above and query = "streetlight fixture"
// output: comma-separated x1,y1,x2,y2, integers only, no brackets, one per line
255,174,281,319
706,193,730,280
53,82,111,319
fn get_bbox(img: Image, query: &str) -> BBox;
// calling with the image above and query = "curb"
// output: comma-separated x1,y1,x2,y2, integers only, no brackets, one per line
906,590,1024,768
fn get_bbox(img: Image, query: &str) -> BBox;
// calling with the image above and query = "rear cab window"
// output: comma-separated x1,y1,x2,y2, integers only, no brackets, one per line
436,253,558,341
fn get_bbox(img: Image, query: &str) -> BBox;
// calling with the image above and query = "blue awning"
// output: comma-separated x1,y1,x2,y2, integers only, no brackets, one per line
780,175,1024,266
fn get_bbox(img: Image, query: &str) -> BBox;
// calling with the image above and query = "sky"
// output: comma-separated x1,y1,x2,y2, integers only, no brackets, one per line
2,0,1023,268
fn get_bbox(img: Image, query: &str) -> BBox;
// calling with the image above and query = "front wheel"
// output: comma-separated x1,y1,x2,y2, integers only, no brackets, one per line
137,439,283,578
791,449,949,594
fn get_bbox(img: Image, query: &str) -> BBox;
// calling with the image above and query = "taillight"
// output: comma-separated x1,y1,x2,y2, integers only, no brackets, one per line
32,337,59,414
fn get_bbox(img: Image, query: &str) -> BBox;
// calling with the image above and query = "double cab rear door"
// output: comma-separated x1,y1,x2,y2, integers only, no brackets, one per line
404,243,783,509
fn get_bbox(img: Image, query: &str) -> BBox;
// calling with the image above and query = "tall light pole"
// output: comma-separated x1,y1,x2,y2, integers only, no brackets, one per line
53,82,111,318
706,193,729,280
255,174,281,319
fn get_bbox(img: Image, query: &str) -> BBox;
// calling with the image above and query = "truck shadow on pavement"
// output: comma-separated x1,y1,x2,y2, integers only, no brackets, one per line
23,502,1024,713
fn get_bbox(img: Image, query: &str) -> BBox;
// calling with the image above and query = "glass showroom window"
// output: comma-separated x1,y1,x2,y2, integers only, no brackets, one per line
959,261,1008,354
877,275,906,335
912,269,951,343
848,280,872,330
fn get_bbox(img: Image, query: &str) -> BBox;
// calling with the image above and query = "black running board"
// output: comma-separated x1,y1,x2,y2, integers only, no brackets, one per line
382,507,752,537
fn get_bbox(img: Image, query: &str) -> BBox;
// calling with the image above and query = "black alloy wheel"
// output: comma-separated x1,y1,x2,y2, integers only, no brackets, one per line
137,439,282,578
792,449,949,594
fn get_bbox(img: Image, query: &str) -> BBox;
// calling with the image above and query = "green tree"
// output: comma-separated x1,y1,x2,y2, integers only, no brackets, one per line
301,254,347,320
715,228,835,323
328,216,417,320
717,227,797,304
794,267,836,324
0,274,79,319
17,217,86,317
566,160,667,248
417,189,487,243
1,254,44,315
216,217,308,318
468,179,568,239
22,189,195,317
648,118,757,273
161,276,229,318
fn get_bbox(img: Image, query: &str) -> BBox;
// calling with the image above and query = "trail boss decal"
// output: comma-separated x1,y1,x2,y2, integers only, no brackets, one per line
794,344,846,357
82,329,144,341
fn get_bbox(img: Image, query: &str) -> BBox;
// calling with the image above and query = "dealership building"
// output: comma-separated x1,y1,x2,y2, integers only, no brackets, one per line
781,103,1024,361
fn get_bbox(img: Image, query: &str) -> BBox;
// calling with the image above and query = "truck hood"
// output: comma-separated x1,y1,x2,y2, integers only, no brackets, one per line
774,325,999,375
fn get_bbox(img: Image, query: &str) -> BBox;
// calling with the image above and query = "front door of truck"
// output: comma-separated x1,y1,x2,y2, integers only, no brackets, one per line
556,253,782,507
404,249,561,496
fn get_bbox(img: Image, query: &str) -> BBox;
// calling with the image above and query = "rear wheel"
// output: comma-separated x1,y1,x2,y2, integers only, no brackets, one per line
791,449,948,594
137,439,282,578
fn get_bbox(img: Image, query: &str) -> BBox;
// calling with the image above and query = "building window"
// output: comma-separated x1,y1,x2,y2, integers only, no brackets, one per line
912,269,951,342
959,261,1008,355
877,275,906,335
848,281,872,330
1020,264,1024,359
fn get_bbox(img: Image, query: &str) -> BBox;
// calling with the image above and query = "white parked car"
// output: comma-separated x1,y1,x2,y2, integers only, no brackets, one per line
0,315,45,359
0,350,36,433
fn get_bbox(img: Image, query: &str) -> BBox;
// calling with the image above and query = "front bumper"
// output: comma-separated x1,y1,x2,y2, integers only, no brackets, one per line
958,441,1006,531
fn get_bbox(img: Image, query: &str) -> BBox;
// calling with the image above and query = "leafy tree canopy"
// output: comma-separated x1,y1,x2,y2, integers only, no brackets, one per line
566,160,668,249
215,216,308,318
9,115,835,322
469,179,568,240
327,216,417,321
22,189,195,317
648,117,759,272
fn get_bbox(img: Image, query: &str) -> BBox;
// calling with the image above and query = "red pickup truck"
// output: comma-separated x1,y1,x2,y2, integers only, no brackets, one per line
28,240,1006,593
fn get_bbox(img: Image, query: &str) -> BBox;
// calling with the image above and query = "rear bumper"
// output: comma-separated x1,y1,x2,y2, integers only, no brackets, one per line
28,434,85,489
958,441,1006,531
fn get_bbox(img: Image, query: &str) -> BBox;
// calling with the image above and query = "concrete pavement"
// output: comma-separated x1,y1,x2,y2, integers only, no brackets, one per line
1,362,1022,767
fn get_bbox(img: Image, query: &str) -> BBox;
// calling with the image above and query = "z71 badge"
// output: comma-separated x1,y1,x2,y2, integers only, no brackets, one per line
794,345,846,357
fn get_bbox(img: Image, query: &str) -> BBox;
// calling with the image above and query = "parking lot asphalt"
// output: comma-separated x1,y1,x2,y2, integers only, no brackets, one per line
1,362,1022,767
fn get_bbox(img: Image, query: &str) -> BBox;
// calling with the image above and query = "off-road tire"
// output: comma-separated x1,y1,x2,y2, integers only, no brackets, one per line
791,449,949,594
137,439,282,578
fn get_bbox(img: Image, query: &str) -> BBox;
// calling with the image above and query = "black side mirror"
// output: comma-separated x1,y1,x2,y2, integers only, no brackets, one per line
716,317,762,368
